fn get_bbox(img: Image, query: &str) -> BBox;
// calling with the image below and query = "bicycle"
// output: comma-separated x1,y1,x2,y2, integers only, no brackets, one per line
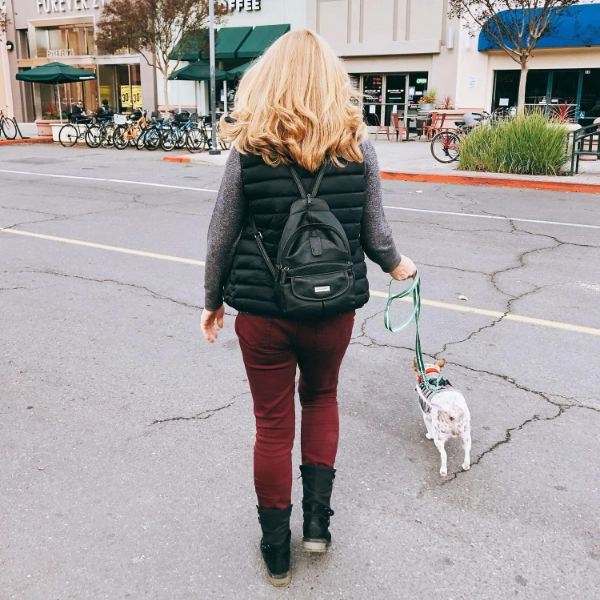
113,109,148,150
0,106,18,140
160,111,201,152
430,111,489,163
58,114,101,148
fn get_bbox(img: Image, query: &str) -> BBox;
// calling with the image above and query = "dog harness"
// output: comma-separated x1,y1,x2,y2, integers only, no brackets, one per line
384,273,455,413
416,366,453,413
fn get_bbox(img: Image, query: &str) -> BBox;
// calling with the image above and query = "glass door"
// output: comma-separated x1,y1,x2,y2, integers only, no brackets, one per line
363,75,383,126
384,75,408,127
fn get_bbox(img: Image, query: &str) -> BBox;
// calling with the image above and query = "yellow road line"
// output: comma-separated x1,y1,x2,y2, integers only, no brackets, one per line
1,228,205,266
2,227,598,336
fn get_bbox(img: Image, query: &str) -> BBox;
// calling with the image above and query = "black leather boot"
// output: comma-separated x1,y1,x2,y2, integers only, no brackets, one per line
300,464,336,552
257,505,292,587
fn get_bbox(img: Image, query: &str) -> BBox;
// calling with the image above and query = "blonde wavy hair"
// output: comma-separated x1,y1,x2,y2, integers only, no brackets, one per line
219,29,367,172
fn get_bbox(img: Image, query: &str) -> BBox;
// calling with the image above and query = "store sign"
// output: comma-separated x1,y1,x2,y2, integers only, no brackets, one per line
47,49,75,58
120,85,142,108
228,0,261,11
36,0,105,14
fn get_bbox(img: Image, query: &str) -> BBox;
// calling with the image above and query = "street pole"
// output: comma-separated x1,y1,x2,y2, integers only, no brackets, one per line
208,0,220,155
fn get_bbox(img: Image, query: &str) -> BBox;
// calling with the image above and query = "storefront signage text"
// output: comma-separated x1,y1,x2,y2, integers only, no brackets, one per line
228,0,261,11
47,48,75,57
36,0,105,14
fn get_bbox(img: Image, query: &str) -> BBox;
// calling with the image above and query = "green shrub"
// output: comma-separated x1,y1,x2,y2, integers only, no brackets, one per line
458,114,569,175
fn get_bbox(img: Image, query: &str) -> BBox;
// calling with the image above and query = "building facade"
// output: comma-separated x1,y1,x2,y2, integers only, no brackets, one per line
1,0,599,125
2,0,156,122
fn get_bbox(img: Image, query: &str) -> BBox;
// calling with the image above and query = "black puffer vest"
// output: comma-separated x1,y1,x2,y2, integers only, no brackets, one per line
223,153,370,318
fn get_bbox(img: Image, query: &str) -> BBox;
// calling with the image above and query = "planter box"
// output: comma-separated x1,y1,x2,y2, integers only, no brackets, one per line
34,119,62,137
51,123,87,143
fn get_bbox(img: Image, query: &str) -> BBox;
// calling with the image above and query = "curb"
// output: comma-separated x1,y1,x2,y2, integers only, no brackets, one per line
0,137,53,146
163,155,191,163
380,171,600,194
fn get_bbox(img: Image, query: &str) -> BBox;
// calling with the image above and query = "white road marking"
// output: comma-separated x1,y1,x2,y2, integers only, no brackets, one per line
1,169,597,230
2,227,598,336
0,169,218,193
382,206,600,230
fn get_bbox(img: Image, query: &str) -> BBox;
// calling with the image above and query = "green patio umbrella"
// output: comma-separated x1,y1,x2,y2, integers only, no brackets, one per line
169,61,227,81
16,62,97,123
226,62,254,81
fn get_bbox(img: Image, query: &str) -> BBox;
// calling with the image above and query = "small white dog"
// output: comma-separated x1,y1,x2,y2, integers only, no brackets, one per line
413,358,471,476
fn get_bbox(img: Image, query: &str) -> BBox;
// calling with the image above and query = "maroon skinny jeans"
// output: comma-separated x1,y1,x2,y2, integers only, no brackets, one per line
235,311,355,510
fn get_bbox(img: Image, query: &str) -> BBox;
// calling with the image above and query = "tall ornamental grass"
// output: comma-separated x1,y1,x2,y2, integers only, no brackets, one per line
458,114,569,176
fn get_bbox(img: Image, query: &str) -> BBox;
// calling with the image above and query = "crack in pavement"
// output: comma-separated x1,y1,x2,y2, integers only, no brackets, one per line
150,391,251,425
26,269,205,311
150,402,234,425
440,404,570,486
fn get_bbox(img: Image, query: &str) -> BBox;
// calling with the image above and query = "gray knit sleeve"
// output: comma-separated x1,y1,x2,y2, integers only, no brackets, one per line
204,149,246,310
360,138,402,272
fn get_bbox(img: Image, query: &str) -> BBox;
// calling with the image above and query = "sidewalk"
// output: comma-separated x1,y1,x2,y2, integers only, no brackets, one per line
164,136,600,193
0,122,52,145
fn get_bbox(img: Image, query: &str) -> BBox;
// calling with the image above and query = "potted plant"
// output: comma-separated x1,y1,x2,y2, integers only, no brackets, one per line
419,88,437,112
438,95,455,110
35,103,67,137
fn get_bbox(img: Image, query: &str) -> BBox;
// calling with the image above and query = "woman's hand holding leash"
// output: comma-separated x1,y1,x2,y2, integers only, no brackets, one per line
389,255,417,281
201,305,225,343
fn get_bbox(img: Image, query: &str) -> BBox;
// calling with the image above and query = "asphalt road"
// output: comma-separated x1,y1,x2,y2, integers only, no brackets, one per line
1,144,599,600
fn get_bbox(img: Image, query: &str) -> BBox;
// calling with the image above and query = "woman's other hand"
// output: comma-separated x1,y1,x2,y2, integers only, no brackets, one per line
389,256,417,281
201,306,225,343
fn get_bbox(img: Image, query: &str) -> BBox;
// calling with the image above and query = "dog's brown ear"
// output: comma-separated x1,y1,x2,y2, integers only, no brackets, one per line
435,358,446,368
413,357,418,372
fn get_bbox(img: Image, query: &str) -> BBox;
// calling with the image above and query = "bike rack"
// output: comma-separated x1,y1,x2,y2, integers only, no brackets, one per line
570,123,600,175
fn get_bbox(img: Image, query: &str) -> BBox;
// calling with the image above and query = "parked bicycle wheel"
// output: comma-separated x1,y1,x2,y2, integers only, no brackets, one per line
431,130,461,163
135,128,149,150
174,129,187,150
59,124,79,147
160,127,176,151
1,117,17,140
186,128,205,153
144,128,161,151
101,123,116,148
85,124,102,148
113,125,129,150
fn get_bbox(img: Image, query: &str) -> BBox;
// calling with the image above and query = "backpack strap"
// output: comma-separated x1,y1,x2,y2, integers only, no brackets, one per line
248,213,278,279
249,163,328,282
289,163,327,199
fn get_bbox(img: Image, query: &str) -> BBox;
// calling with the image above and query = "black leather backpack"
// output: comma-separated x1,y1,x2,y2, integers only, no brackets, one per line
249,164,356,319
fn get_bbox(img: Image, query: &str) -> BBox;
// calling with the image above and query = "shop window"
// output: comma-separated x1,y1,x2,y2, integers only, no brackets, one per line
525,70,549,105
35,29,48,57
580,69,600,126
408,73,428,105
17,30,30,60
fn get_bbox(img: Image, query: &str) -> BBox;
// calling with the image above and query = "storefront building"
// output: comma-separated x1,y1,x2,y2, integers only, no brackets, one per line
2,0,599,126
2,0,155,123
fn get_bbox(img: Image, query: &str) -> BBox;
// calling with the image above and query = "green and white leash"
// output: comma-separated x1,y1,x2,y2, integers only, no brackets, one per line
383,273,446,411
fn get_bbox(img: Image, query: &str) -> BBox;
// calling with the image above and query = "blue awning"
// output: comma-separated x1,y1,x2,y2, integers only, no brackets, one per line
479,5,600,51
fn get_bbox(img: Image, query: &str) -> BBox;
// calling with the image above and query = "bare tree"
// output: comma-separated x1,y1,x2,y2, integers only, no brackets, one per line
0,1,10,37
449,0,585,113
96,0,229,110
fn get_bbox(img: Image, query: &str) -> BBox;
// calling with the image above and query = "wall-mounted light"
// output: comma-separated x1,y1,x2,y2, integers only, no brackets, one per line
6,41,14,51
446,26,455,50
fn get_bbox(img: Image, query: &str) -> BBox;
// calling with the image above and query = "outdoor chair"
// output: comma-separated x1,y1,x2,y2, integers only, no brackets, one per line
423,112,448,140
390,113,409,142
373,113,391,141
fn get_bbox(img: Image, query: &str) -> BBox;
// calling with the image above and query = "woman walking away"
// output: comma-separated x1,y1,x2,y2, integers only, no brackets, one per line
201,29,416,587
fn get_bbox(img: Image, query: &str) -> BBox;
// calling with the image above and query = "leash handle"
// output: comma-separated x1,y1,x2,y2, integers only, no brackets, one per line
384,272,438,394
383,272,420,333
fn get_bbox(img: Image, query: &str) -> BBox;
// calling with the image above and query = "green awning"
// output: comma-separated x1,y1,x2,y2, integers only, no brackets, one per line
214,27,253,59
169,61,228,82
236,24,291,59
226,61,254,81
